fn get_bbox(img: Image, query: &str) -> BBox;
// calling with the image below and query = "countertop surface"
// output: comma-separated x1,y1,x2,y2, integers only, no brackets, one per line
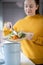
1,63,35,65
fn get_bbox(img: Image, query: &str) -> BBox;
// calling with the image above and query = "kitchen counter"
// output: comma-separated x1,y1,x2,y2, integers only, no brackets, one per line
2,63,35,65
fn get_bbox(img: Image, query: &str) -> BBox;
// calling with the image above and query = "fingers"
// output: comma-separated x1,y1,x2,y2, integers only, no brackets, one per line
6,22,12,29
26,32,34,40
4,22,12,29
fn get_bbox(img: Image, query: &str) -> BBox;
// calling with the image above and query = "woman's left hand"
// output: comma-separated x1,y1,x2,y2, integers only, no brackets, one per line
25,32,34,40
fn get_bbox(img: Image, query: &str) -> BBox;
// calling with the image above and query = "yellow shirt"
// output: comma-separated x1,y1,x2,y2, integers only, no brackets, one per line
13,14,43,64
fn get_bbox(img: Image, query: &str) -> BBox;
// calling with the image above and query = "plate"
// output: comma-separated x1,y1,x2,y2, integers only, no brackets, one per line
3,36,26,42
3,32,34,42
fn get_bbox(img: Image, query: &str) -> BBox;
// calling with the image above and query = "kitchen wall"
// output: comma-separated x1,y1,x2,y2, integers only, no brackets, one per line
0,2,3,43
3,2,25,25
0,2,3,30
0,1,4,59
39,0,43,15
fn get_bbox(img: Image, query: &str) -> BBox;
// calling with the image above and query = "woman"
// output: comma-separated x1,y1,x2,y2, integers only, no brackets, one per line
3,0,43,64
13,0,43,64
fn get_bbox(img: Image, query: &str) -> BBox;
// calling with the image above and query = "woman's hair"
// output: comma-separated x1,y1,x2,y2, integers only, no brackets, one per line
35,0,39,14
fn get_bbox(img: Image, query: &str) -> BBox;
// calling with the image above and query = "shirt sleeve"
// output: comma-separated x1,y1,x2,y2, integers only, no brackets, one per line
13,19,22,32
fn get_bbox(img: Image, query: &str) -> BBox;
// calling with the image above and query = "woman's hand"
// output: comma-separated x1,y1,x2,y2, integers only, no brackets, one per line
4,22,12,29
25,32,34,40
3,22,12,36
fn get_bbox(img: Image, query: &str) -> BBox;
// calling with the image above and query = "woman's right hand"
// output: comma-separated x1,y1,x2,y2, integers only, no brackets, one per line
3,22,12,36
4,22,12,29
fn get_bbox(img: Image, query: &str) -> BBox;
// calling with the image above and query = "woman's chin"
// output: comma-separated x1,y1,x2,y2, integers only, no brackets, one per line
26,13,35,16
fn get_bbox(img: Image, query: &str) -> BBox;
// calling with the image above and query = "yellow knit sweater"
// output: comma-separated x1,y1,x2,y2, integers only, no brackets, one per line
3,14,43,64
13,14,43,64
